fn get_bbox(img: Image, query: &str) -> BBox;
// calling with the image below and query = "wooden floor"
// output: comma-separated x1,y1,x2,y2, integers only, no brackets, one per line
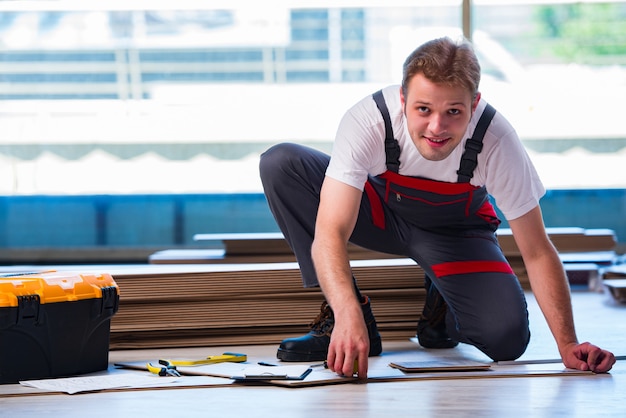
2,287,625,418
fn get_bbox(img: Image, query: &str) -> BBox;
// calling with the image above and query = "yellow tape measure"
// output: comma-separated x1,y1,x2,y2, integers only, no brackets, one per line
161,352,247,367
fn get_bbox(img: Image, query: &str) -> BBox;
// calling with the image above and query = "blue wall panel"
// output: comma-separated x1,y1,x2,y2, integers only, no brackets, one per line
494,189,626,243
183,194,278,241
105,195,178,246
540,189,626,236
0,196,97,247
0,190,623,252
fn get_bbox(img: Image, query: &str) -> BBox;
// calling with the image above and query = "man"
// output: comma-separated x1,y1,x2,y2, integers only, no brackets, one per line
259,37,615,379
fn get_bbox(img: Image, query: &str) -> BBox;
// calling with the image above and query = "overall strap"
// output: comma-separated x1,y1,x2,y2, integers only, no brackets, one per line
372,89,401,173
456,104,496,183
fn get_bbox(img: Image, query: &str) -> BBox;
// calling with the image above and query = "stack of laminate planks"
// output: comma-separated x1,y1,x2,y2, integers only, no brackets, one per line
108,258,425,350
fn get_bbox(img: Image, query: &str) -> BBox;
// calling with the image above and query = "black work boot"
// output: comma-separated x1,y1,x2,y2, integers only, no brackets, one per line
277,296,383,362
416,275,458,349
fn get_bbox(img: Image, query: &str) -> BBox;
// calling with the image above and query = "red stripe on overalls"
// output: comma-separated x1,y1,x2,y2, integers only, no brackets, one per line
476,199,498,220
380,170,481,195
431,260,514,278
364,181,385,229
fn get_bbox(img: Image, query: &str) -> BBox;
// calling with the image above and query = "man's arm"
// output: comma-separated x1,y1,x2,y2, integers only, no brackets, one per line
311,176,370,378
508,205,615,372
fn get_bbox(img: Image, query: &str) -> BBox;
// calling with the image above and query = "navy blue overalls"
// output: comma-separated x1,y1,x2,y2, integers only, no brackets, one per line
259,90,531,361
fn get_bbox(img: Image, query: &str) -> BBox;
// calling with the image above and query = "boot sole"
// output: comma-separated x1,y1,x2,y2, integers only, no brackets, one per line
416,336,459,349
277,348,327,362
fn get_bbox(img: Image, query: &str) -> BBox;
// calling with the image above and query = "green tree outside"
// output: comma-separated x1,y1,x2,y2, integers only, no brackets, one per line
533,2,626,64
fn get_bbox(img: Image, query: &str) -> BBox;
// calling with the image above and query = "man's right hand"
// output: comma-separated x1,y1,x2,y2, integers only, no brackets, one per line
325,307,370,379
312,176,371,378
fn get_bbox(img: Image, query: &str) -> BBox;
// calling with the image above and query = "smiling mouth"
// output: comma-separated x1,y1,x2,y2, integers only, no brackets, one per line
425,136,450,144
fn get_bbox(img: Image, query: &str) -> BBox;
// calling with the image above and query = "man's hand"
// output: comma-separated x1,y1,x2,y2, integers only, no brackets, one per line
312,177,371,379
510,208,615,375
561,341,616,373
325,307,370,379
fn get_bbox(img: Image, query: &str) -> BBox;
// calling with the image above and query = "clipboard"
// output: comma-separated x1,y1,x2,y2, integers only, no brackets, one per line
231,365,313,381
389,360,491,373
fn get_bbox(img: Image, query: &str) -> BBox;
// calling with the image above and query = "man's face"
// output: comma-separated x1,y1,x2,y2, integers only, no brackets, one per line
401,73,480,161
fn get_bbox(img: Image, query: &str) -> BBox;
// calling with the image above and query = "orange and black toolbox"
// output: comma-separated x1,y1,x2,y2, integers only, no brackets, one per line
0,271,119,384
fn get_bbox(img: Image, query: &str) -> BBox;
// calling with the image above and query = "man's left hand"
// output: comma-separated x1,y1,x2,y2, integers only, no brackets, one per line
562,341,616,373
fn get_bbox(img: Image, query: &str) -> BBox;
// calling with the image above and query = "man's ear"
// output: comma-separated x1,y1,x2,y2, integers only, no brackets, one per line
399,86,405,108
472,92,481,112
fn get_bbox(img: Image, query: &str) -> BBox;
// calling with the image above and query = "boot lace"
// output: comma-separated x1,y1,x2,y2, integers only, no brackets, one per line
309,301,334,336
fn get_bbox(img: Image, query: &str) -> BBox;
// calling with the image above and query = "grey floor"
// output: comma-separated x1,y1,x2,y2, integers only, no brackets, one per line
2,287,625,418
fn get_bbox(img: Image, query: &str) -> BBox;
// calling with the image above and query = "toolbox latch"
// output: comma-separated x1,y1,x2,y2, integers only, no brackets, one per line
100,286,119,315
16,295,43,325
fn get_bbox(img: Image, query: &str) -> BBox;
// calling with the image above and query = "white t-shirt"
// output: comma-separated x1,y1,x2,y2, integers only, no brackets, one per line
326,84,545,221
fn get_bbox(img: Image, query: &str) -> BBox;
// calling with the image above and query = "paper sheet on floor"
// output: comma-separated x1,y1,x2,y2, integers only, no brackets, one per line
20,374,181,394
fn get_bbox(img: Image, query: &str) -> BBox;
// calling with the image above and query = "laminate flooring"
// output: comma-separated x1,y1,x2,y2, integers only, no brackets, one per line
2,287,625,418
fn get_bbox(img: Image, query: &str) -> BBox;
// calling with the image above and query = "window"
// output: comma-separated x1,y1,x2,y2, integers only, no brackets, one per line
0,0,624,195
